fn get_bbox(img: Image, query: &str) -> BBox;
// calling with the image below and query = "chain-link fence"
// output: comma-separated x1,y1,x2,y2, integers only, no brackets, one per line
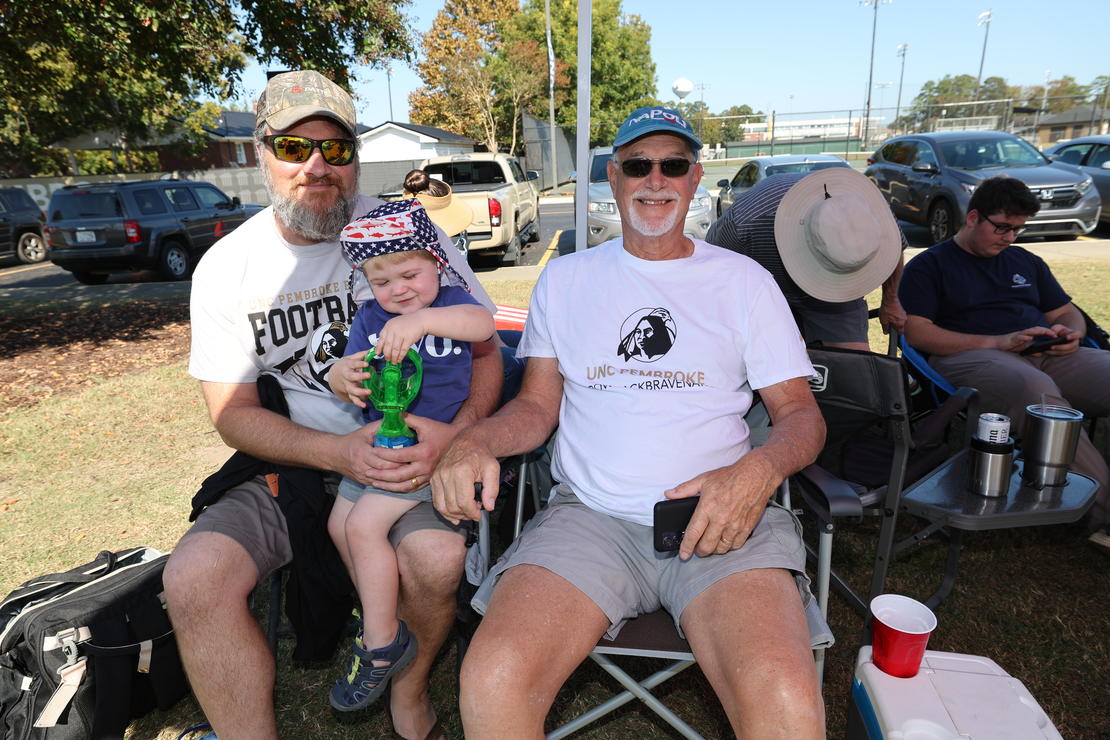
686,93,1109,162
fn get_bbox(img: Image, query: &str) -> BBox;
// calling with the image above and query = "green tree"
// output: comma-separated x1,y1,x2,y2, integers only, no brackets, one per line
409,0,518,147
509,0,655,147
0,1,415,177
900,73,1016,130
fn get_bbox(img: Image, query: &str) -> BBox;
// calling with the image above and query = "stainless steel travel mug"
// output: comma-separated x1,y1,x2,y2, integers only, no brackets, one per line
1021,404,1084,488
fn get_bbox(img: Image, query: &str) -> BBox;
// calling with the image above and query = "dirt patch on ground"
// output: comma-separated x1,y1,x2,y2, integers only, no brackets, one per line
0,300,190,411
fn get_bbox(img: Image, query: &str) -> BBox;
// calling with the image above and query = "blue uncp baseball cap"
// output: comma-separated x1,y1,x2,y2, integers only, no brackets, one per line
613,106,703,152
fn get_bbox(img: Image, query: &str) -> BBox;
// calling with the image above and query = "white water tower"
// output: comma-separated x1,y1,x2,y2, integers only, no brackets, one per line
672,78,693,101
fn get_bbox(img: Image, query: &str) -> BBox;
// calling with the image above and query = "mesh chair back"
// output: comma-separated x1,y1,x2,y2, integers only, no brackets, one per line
808,348,913,487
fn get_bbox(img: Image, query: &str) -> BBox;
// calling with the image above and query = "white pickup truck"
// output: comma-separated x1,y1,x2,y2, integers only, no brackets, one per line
419,152,541,265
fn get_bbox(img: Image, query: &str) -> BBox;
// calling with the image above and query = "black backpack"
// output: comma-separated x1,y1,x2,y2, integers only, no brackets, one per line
0,547,189,739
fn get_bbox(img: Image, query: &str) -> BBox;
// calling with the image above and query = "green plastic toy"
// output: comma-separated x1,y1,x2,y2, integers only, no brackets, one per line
362,347,423,448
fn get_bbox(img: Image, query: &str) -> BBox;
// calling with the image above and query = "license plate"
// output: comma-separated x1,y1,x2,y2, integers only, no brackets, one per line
75,231,95,243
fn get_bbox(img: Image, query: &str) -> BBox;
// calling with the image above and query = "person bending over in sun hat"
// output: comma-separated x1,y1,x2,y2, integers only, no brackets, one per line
707,167,906,351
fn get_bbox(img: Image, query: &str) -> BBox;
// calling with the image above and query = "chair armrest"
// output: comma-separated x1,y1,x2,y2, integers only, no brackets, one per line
911,386,977,448
793,463,863,523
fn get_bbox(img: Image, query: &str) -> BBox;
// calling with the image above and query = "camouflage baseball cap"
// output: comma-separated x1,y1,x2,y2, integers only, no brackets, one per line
255,71,357,136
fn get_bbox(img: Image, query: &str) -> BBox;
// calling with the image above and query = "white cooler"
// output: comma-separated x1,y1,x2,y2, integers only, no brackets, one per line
847,646,1062,740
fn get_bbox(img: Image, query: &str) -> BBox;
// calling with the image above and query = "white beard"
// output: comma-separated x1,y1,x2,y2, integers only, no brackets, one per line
625,189,682,237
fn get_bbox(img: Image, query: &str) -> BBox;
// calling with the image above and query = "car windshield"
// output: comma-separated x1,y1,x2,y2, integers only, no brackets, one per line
423,161,507,185
939,138,1044,169
50,191,122,220
590,153,612,183
764,161,849,176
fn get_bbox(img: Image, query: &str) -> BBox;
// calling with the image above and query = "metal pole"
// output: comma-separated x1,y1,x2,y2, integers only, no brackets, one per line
895,44,907,134
545,0,558,192
974,10,992,101
862,0,880,149
386,68,394,121
573,0,592,252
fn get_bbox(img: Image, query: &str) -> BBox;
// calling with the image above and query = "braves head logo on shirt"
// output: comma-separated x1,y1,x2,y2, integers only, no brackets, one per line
617,308,676,362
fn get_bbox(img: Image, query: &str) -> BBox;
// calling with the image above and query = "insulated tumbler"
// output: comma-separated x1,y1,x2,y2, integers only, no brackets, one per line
1021,404,1084,488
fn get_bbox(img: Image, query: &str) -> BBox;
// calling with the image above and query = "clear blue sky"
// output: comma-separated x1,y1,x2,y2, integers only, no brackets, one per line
230,0,1109,126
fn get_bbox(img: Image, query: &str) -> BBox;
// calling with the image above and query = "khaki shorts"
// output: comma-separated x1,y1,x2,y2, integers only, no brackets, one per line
186,475,466,578
472,485,812,639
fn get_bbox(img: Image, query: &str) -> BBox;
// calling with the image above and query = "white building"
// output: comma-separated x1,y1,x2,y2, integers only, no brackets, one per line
358,122,476,163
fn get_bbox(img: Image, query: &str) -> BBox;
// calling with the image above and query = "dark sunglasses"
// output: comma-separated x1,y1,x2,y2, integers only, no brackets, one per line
615,157,693,178
261,135,356,166
980,213,1027,236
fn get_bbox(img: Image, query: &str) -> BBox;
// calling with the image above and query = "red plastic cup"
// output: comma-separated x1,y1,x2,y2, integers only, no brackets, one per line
870,594,937,678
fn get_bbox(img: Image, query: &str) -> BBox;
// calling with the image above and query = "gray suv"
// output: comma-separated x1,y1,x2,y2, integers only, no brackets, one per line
45,179,250,283
865,131,1101,242
0,187,47,264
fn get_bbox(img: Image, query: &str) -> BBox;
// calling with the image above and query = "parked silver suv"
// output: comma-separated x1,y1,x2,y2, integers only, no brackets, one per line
583,146,713,247
865,131,1101,242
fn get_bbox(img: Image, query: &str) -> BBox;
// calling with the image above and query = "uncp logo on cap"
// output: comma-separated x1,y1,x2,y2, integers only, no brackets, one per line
291,86,304,93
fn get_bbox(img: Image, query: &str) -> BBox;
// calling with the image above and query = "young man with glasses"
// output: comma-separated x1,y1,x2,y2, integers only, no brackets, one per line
164,71,500,740
900,175,1110,549
432,106,827,737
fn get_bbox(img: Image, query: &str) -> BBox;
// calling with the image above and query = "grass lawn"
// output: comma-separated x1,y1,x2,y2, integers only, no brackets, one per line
1,258,1107,738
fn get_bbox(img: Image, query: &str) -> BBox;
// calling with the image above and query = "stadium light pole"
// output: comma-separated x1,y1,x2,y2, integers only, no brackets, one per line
894,43,908,133
545,0,558,192
860,0,892,150
974,9,993,101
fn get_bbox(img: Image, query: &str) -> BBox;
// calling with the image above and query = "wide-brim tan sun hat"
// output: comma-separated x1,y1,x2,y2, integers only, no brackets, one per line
773,168,901,303
403,185,475,237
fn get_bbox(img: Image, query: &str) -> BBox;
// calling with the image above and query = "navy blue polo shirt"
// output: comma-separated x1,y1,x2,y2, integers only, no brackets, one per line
899,239,1071,335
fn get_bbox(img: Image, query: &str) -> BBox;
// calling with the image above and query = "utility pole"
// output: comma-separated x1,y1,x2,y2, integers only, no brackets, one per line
860,0,891,151
974,9,992,101
544,0,558,192
386,67,394,121
895,43,908,134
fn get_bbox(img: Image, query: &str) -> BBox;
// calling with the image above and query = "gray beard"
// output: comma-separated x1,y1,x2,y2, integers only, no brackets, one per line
263,166,357,242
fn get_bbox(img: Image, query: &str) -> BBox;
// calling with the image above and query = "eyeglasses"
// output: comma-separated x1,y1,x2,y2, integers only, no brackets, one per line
261,135,356,166
979,213,1027,236
615,157,693,178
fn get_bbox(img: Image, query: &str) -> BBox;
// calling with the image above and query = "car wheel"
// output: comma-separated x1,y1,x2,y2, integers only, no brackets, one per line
158,241,192,281
16,231,46,264
928,200,956,243
501,232,522,267
73,271,108,285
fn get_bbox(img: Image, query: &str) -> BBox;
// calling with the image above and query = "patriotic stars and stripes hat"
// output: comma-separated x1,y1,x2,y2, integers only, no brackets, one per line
340,199,470,293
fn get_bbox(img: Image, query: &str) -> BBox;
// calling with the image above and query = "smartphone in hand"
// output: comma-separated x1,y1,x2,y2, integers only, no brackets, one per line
653,497,699,552
1020,335,1068,355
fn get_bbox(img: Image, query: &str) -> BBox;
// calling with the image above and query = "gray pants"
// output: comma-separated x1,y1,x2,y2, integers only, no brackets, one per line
931,347,1110,527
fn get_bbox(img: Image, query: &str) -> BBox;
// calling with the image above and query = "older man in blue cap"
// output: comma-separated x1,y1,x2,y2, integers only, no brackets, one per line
432,105,827,738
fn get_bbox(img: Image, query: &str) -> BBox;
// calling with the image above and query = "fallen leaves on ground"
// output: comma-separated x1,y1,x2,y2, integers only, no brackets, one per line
0,300,190,412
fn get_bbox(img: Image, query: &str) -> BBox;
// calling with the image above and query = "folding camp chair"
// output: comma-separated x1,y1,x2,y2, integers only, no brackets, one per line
487,466,834,738
546,583,834,739
792,346,976,617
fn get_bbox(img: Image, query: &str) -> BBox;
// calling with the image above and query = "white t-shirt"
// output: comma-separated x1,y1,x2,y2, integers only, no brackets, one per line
518,238,813,525
188,194,494,436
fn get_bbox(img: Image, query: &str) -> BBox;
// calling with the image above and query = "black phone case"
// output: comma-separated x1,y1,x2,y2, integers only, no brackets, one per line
1020,336,1067,355
652,497,699,552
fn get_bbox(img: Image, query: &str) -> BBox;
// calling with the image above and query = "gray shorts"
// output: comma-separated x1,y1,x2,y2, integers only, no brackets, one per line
185,474,465,578
338,476,432,504
472,485,812,639
795,297,868,344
